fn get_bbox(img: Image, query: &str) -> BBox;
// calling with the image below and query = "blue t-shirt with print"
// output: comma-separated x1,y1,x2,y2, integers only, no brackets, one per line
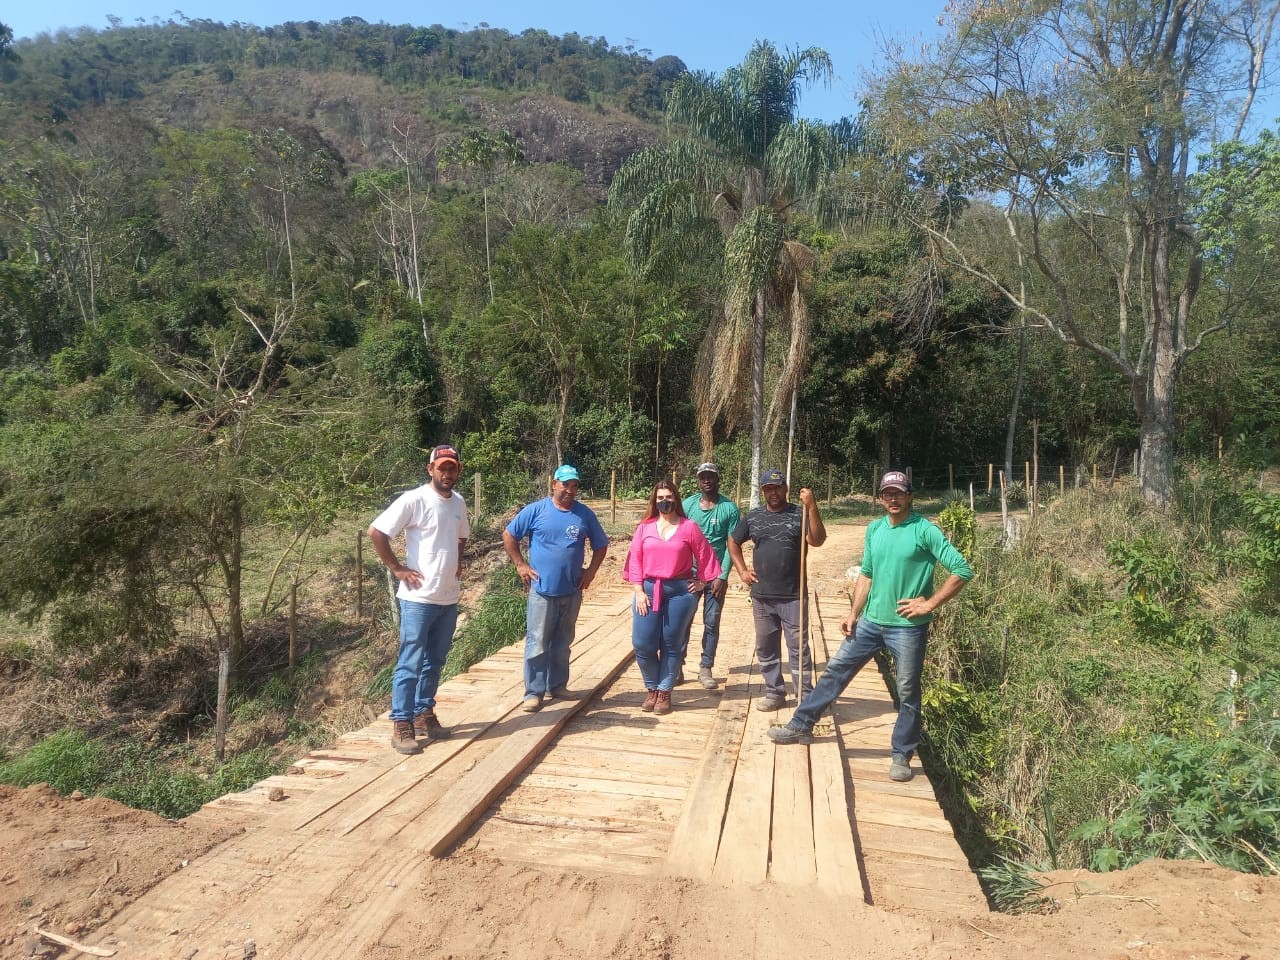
505,497,609,597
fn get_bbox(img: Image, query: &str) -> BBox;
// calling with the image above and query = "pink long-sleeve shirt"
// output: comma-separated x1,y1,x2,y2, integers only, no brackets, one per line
623,517,723,610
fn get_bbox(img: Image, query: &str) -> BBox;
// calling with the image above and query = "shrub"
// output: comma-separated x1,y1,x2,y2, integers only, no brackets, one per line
937,501,977,559
1072,671,1280,874
1105,536,1197,643
0,729,109,795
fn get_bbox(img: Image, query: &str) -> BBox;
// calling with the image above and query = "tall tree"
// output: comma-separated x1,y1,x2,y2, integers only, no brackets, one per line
440,129,523,304
872,0,1280,507
610,41,858,505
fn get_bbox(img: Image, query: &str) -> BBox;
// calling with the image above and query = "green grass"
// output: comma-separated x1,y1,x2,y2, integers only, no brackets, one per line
0,730,281,819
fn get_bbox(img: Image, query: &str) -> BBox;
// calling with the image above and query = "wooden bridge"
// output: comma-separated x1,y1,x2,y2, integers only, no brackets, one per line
91,521,986,957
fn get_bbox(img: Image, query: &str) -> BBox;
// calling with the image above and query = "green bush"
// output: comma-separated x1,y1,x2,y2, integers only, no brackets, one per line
1072,671,1280,874
0,729,109,795
937,501,977,559
1234,488,1280,613
1105,535,1197,643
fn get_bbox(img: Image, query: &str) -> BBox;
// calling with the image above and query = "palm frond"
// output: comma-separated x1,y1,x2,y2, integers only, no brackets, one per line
765,241,815,437
623,180,707,277
608,141,723,209
694,301,753,448
723,206,785,323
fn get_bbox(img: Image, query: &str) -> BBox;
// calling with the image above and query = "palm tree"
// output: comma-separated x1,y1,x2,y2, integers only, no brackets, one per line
610,41,859,505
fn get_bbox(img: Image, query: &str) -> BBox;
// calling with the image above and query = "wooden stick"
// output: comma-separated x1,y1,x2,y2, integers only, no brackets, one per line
35,927,117,956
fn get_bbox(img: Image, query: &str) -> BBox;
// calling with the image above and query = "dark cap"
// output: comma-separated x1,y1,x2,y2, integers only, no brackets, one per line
430,444,460,466
696,462,720,476
878,470,912,493
759,468,786,487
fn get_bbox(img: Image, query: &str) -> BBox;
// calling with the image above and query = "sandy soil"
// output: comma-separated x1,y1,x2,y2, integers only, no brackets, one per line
2,782,1277,959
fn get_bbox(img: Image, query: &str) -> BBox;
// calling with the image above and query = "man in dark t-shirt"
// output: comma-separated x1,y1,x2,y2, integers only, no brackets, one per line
728,468,827,711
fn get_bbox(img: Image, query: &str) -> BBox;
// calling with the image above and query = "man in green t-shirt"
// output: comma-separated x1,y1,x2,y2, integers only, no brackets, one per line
680,462,740,689
767,470,973,783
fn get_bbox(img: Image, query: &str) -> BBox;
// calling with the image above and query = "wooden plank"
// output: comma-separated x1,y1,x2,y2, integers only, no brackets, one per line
517,771,686,801
810,736,867,899
663,680,750,881
492,788,676,826
769,744,816,886
417,631,637,857
528,760,693,789
711,676,776,886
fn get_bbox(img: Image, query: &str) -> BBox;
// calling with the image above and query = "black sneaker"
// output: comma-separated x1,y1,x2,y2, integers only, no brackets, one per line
767,724,813,745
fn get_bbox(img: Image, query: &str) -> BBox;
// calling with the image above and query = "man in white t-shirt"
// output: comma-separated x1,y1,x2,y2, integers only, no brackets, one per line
368,444,470,755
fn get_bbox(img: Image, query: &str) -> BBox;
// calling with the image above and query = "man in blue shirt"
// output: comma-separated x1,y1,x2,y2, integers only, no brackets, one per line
681,462,740,689
503,465,609,711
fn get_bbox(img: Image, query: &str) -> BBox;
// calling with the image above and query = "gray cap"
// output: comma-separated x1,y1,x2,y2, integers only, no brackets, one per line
696,462,719,475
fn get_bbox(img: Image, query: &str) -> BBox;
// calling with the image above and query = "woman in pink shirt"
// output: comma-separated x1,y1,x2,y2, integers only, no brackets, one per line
623,479,722,714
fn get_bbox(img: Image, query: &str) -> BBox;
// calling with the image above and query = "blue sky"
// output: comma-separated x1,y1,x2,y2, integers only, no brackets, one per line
4,1,951,123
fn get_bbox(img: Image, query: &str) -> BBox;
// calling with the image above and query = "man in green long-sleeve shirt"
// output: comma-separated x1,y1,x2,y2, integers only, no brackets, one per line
767,470,973,783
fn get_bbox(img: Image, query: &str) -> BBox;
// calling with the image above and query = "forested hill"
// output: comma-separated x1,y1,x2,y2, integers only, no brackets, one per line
1,18,678,187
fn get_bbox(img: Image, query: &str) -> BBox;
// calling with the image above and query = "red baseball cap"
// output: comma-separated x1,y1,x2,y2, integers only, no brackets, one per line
429,444,460,466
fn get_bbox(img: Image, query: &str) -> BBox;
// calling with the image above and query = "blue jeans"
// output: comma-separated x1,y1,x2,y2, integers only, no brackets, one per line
390,599,459,722
680,587,724,669
789,618,930,761
524,589,582,697
753,597,813,699
632,579,699,691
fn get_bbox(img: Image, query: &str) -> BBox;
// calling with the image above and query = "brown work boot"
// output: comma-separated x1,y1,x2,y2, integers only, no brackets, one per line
413,710,450,740
641,689,658,712
654,690,673,715
391,719,422,755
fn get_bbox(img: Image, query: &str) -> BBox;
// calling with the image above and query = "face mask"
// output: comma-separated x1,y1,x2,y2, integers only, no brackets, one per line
656,499,675,513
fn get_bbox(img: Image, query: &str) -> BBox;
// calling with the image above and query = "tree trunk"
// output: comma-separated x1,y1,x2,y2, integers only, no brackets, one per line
749,290,765,508
226,492,246,691
1140,338,1177,508
1005,322,1027,482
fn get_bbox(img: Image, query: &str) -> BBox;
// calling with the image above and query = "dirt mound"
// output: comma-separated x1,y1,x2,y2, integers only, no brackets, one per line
0,784,240,955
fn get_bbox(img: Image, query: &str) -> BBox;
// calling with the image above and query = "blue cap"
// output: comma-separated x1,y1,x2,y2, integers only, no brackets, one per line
759,468,786,487
553,464,580,483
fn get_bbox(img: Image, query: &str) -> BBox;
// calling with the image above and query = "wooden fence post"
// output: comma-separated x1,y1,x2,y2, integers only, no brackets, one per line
1059,464,1065,495
948,463,954,492
1031,419,1039,520
826,464,833,505
988,463,993,492
736,462,742,505
288,582,298,670
610,470,617,525
356,530,363,620
215,648,229,762
474,472,482,520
